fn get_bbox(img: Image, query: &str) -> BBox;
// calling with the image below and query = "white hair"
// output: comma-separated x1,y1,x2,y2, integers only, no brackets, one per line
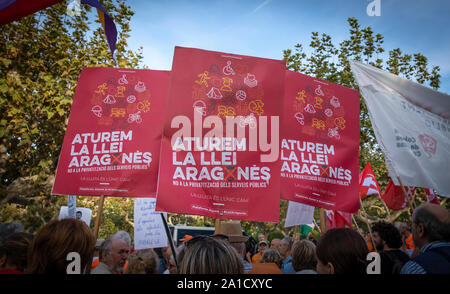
111,230,131,246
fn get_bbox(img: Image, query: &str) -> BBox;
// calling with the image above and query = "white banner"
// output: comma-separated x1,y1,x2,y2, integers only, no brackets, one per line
350,61,450,196
284,201,315,228
134,198,168,250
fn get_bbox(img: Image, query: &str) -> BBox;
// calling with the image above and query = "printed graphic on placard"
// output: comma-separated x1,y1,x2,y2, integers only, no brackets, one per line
156,47,286,223
52,67,170,197
281,70,360,213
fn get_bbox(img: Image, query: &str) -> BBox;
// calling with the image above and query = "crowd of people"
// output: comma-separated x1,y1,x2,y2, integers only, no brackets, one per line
0,203,448,274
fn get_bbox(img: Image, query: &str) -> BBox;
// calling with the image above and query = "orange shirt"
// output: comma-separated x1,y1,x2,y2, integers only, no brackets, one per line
367,236,375,252
251,252,262,263
404,234,415,250
91,258,100,269
248,263,283,274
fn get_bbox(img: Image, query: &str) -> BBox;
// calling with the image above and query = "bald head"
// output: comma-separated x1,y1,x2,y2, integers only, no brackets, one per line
412,203,450,248
416,203,450,223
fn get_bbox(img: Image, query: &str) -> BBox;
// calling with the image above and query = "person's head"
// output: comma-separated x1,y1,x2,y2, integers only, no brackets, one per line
411,203,450,249
371,222,403,251
270,238,281,251
316,228,369,274
93,238,105,258
259,248,283,269
258,240,268,254
279,237,293,259
0,232,33,272
124,249,159,274
178,236,243,274
291,239,317,272
257,233,266,242
230,242,246,258
26,218,95,274
308,234,318,245
399,222,410,235
0,222,24,242
214,221,248,243
75,211,82,220
100,238,130,273
111,230,132,247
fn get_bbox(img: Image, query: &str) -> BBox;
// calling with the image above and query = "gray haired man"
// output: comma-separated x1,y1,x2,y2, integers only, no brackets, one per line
91,238,130,274
400,203,450,274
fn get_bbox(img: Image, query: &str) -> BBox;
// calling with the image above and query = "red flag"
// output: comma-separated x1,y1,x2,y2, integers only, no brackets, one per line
424,188,440,205
382,180,415,211
359,162,382,199
326,210,352,229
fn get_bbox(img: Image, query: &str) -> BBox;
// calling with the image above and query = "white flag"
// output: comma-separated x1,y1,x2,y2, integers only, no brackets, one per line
350,60,450,196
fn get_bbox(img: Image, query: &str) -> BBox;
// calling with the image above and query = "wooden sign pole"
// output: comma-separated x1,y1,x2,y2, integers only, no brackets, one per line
319,208,326,234
93,195,105,240
86,195,105,274
215,219,221,233
359,198,377,252
397,176,415,211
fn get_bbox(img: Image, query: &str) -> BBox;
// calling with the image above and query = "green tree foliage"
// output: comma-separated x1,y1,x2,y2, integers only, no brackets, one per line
0,1,143,235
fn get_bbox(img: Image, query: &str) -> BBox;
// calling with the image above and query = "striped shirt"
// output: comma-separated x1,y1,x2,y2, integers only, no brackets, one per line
400,241,450,274
242,258,253,274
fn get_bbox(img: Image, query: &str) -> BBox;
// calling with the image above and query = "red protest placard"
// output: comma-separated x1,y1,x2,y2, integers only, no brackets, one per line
52,67,169,197
280,70,360,213
156,47,285,222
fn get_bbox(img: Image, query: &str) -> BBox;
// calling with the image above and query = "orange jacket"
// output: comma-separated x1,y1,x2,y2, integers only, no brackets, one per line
251,252,262,263
248,263,283,274
367,235,375,252
403,234,415,250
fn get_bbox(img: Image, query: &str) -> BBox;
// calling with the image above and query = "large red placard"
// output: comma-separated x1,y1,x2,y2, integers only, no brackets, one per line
280,70,360,213
156,47,285,222
52,67,169,197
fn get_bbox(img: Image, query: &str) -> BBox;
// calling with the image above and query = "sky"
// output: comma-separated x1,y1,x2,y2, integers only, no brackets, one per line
126,0,450,93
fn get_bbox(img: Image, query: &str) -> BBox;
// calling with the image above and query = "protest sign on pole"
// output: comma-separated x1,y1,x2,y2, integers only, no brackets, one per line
67,195,77,218
350,60,450,196
156,47,285,222
134,198,168,250
284,201,315,228
59,205,92,227
280,70,360,213
93,195,105,239
52,67,169,197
